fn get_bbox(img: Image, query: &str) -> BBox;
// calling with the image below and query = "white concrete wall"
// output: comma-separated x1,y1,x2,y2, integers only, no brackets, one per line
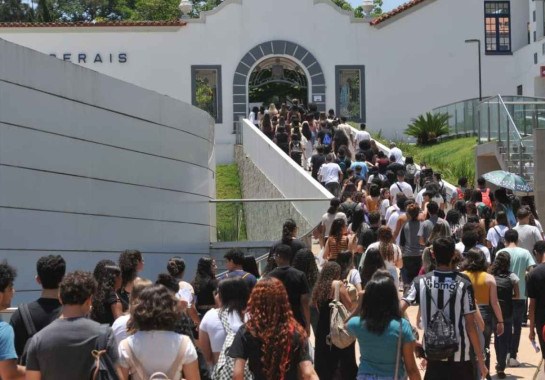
241,119,331,225
0,39,215,303
0,0,537,163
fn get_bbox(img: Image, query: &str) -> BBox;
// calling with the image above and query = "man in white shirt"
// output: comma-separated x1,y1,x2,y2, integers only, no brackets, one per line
514,207,543,254
390,170,414,200
389,142,404,164
354,123,370,149
318,153,343,197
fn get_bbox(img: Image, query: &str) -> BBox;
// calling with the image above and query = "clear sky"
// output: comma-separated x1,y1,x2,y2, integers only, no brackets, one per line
348,0,408,12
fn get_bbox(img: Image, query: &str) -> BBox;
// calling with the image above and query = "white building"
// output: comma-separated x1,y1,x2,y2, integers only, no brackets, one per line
0,0,542,164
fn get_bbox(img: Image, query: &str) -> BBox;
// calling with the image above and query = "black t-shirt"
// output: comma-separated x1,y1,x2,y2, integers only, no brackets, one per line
310,154,326,178
527,263,545,323
117,288,130,312
91,291,120,326
228,325,311,380
10,297,62,360
358,226,380,249
268,266,310,328
386,162,405,174
194,277,218,310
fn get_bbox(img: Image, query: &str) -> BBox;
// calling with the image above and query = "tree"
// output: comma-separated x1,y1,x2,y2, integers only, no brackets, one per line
36,0,52,22
50,0,132,21
0,0,33,22
132,0,178,20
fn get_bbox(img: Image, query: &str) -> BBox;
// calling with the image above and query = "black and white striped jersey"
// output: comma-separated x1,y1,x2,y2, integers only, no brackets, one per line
403,270,477,362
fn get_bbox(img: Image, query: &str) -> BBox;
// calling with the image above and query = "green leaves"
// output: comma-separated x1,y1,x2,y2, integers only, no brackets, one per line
405,112,451,145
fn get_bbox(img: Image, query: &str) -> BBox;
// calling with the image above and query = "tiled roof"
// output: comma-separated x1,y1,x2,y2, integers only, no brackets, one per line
371,0,428,26
0,20,186,28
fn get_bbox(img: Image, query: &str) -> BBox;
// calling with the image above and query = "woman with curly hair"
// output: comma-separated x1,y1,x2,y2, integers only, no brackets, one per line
91,259,122,325
118,249,144,311
359,247,386,288
191,257,218,319
167,257,200,326
323,218,356,262
312,261,357,379
265,219,307,274
229,277,317,380
118,285,200,380
293,248,320,335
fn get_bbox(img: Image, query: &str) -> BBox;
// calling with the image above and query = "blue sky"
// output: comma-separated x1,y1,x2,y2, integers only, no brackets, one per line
348,0,407,12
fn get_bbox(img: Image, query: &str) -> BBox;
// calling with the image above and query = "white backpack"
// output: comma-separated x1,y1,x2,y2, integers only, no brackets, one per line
328,281,356,349
120,337,188,380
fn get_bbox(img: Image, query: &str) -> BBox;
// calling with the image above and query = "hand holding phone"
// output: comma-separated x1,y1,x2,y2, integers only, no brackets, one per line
531,340,541,353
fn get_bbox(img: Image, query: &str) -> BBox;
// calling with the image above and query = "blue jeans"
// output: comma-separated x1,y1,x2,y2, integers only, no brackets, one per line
479,305,493,376
494,319,513,371
510,299,526,359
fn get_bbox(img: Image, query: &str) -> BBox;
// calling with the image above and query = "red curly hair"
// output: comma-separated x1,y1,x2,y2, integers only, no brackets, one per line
246,277,307,380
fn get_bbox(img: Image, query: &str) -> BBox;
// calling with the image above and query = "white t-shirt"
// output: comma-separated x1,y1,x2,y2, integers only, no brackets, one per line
346,268,362,286
177,281,194,306
455,242,491,263
355,130,371,145
486,225,509,248
390,181,414,200
112,314,130,347
390,147,404,163
319,162,342,184
380,199,391,219
321,212,348,237
385,204,399,223
119,332,198,379
199,308,244,353
415,188,426,208
364,241,402,266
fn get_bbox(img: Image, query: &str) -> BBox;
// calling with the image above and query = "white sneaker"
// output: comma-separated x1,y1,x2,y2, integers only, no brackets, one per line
508,357,521,367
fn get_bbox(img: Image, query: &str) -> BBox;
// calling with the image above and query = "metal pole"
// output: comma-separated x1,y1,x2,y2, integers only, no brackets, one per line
477,40,482,101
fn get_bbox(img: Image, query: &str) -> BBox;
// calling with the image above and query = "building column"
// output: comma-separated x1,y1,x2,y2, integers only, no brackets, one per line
534,129,545,220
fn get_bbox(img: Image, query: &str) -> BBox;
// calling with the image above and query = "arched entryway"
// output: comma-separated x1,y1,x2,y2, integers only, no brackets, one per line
232,40,326,126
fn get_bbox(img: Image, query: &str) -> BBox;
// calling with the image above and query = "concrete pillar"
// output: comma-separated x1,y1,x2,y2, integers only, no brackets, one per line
534,129,545,220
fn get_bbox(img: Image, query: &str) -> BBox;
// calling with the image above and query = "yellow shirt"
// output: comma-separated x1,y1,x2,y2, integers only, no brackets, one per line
463,271,490,305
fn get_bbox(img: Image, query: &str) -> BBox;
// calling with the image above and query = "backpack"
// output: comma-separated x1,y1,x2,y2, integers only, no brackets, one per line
328,281,356,349
481,188,492,208
337,157,349,175
491,227,506,262
291,140,302,153
423,277,460,361
91,325,120,380
119,335,188,380
18,303,36,365
343,270,359,304
405,164,417,180
322,133,332,146
494,274,514,320
340,201,358,225
212,310,253,380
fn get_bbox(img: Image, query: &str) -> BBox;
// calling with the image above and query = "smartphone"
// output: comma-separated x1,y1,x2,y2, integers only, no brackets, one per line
531,340,541,353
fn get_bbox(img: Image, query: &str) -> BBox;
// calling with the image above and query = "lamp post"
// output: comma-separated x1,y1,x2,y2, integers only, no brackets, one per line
465,39,482,101
179,0,192,19
362,0,374,17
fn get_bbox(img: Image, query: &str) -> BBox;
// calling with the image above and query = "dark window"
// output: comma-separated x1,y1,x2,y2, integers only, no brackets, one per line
517,85,523,96
191,65,222,123
484,2,511,53
535,53,539,64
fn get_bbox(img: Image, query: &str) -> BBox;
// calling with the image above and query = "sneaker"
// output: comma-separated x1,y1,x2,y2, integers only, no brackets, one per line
508,357,521,367
497,370,506,379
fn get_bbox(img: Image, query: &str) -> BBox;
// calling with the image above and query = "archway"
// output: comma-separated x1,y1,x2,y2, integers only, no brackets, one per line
232,40,326,127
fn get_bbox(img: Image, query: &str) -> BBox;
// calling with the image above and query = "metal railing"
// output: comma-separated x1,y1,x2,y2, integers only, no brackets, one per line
433,98,481,137
211,198,329,242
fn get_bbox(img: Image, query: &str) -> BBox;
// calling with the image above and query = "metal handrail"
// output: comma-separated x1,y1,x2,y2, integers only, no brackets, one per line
210,198,330,203
498,95,523,141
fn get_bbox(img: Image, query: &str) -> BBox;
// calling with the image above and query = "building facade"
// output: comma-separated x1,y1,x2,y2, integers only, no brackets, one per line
0,0,542,163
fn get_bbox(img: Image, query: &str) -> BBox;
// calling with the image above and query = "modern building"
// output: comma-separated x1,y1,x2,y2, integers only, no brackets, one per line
1,0,541,164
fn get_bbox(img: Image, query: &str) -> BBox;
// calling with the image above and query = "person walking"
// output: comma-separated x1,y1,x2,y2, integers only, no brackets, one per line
397,203,424,294
229,277,318,380
527,241,545,365
323,218,356,262
488,252,519,378
402,237,488,380
192,257,218,320
347,270,421,380
312,261,358,380
318,153,343,197
90,260,123,326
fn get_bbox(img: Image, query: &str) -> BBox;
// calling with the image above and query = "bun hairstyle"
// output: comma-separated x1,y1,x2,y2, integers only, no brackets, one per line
281,219,297,244
167,257,185,278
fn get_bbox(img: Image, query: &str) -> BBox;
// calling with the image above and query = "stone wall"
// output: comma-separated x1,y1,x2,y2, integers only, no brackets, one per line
234,145,313,241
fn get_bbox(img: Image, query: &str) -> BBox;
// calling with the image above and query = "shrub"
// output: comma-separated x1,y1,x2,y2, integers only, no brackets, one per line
405,112,450,145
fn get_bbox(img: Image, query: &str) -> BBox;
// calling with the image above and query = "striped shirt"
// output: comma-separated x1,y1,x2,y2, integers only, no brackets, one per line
403,270,476,362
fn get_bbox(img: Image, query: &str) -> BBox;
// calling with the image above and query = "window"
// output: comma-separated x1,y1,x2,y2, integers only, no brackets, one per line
335,66,366,122
484,1,511,53
517,85,523,96
191,65,222,123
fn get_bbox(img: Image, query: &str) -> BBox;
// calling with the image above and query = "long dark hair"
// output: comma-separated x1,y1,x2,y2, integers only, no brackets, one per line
218,277,249,319
301,121,312,140
359,270,401,334
460,248,488,272
192,257,215,293
91,259,120,321
329,218,346,243
360,248,386,287
281,219,297,244
337,250,354,279
292,248,319,290
488,251,511,276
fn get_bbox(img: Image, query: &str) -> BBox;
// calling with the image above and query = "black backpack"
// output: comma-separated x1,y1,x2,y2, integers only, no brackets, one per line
423,277,460,361
491,227,506,262
495,274,514,320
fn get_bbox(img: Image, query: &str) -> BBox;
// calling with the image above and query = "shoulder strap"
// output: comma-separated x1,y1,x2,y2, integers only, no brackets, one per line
218,309,234,335
164,335,190,379
241,272,250,279
396,182,403,193
19,304,37,337
120,339,149,380
334,280,341,302
425,273,460,313
394,319,403,380
345,269,353,283
494,226,502,239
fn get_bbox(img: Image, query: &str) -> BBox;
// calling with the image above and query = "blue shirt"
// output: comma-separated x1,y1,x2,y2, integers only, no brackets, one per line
350,161,368,180
0,321,17,361
218,269,257,290
347,317,414,377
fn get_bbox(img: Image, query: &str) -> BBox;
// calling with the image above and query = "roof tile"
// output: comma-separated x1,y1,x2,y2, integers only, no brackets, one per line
371,0,428,26
0,20,186,28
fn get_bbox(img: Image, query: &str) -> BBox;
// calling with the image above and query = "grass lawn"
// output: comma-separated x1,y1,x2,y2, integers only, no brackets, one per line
216,164,247,241
348,122,476,186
